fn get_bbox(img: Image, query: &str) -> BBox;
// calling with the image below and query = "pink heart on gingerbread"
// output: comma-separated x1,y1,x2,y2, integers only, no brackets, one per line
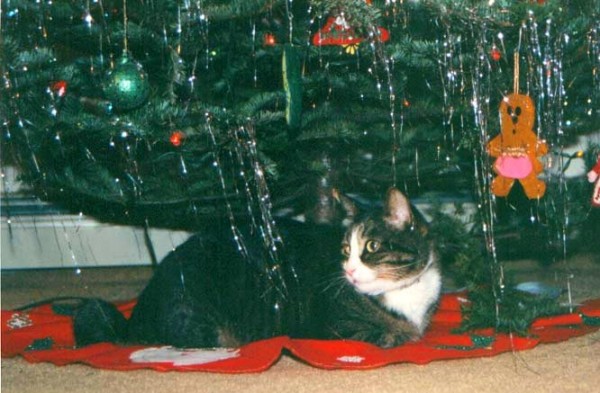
494,155,533,179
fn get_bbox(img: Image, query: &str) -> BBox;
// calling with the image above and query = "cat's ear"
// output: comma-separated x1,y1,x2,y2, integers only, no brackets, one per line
332,188,357,226
384,188,412,230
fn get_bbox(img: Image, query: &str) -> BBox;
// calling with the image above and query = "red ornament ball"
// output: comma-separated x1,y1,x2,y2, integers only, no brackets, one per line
490,47,501,62
169,131,186,147
263,33,277,47
51,80,68,97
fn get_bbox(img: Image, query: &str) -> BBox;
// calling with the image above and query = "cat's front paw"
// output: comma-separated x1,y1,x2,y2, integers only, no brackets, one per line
352,330,417,349
373,332,416,349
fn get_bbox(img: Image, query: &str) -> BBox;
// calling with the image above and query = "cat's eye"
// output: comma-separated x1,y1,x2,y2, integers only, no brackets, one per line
341,244,351,256
366,240,381,253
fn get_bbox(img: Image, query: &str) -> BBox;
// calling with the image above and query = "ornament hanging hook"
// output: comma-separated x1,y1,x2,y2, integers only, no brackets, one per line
123,0,129,54
285,0,294,43
513,51,520,94
513,22,526,94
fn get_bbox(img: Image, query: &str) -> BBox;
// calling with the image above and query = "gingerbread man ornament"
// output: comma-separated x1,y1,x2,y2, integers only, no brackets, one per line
487,93,548,199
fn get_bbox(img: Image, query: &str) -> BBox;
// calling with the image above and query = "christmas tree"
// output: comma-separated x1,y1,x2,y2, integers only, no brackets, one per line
2,0,599,328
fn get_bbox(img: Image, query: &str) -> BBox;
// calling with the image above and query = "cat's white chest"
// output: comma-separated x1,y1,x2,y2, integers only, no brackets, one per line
381,267,441,332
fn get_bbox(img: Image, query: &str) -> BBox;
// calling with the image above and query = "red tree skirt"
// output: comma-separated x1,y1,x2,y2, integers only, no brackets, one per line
2,294,600,373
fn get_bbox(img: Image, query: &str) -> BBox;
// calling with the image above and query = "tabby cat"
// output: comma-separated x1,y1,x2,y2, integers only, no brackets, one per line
74,188,441,349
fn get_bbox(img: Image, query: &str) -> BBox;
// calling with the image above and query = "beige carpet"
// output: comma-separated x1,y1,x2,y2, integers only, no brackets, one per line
2,253,600,393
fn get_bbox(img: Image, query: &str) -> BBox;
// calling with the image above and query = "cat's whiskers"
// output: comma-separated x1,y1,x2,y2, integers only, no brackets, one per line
393,260,423,270
319,273,349,298
372,256,430,282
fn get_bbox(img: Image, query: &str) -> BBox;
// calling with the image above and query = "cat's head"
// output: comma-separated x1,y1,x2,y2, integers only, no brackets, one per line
339,188,435,296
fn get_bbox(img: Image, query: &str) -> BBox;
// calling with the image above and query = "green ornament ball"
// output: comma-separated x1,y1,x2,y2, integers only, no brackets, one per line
103,54,150,111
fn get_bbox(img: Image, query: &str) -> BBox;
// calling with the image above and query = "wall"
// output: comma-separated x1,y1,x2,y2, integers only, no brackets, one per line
1,166,191,269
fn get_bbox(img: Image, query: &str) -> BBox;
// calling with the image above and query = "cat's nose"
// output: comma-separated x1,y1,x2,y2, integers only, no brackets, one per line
344,267,356,278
